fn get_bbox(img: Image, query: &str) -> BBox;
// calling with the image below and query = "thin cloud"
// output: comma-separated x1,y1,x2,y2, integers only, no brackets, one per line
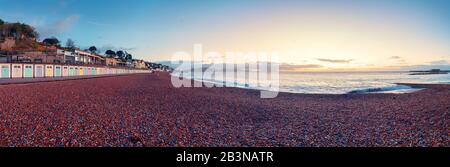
396,59,407,64
58,0,74,8
98,45,136,54
38,15,80,38
280,64,323,71
429,60,449,65
317,58,353,63
388,56,408,65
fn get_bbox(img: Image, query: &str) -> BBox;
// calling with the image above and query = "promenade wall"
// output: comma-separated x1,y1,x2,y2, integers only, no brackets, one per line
0,63,150,79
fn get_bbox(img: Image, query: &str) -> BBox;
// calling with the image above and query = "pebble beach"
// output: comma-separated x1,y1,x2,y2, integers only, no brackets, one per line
0,72,448,147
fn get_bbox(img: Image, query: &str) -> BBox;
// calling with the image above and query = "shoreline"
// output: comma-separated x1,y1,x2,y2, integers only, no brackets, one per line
173,71,450,95
1,72,446,95
1,73,445,95
0,72,448,147
185,75,445,95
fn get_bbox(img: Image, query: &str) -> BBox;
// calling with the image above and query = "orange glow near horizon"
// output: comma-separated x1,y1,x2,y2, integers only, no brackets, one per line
158,3,449,71
197,15,449,71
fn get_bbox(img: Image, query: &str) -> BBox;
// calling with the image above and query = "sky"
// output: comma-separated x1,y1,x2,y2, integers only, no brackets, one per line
1,0,449,71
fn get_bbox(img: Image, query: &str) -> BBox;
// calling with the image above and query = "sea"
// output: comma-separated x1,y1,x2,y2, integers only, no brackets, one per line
275,71,450,94
174,71,450,94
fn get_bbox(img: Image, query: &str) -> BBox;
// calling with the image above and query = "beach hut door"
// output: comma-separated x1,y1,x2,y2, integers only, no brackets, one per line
24,65,33,77
1,65,10,78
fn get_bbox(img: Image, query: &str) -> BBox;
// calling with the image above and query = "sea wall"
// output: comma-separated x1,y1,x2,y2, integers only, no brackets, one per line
0,63,150,79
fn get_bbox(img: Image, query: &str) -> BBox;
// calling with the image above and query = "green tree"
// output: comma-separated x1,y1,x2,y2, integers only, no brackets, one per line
116,50,125,60
0,22,38,40
20,23,38,39
125,53,133,61
43,37,60,46
88,46,97,54
105,50,116,58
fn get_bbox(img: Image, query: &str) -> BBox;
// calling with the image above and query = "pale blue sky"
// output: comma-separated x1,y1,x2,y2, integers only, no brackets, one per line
0,0,449,69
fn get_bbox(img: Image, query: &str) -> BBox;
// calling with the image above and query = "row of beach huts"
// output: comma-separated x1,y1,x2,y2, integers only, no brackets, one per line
0,63,150,79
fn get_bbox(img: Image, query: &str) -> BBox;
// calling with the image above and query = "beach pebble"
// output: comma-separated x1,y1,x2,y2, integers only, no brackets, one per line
0,73,448,147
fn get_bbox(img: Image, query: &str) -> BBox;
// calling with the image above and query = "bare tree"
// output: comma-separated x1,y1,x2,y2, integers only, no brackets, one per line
65,38,76,50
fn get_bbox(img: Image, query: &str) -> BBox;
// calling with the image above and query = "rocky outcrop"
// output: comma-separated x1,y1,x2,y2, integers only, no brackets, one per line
0,37,15,51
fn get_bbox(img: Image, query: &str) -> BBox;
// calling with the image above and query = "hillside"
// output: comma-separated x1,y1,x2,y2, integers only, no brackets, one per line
0,18,42,51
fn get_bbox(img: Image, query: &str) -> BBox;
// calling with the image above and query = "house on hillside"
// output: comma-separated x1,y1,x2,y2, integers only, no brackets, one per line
105,57,118,66
73,50,106,65
74,49,91,64
89,54,105,65
132,59,146,69
57,49,76,64
1,45,63,63
116,59,127,67
0,37,63,63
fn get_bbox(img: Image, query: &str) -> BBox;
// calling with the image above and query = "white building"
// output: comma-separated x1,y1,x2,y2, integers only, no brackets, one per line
57,49,76,64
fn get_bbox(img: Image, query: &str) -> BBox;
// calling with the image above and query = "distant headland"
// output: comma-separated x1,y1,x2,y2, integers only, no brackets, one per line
409,69,450,75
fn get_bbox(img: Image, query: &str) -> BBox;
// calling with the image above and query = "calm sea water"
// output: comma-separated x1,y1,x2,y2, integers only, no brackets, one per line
276,71,450,94
183,71,450,94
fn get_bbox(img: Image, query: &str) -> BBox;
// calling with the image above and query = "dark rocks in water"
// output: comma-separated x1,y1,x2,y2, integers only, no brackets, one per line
409,69,449,75
409,72,448,75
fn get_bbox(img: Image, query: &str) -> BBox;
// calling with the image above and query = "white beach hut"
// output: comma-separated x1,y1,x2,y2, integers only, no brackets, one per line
62,66,69,77
34,64,44,78
11,64,23,78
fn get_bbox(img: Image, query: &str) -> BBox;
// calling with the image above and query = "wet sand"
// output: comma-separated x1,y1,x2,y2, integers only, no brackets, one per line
0,72,448,147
